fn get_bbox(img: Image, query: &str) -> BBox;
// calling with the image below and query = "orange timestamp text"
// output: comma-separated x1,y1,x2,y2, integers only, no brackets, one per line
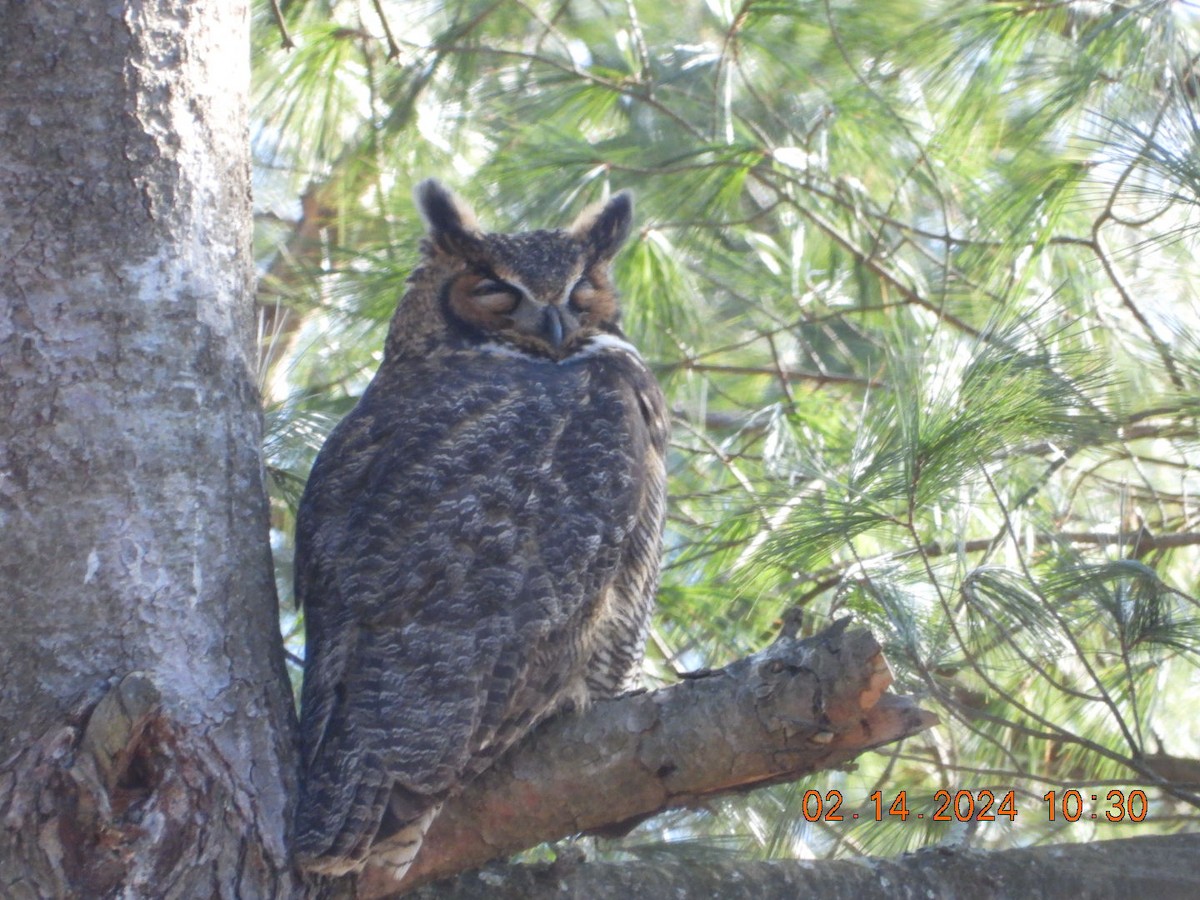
790,789,1149,822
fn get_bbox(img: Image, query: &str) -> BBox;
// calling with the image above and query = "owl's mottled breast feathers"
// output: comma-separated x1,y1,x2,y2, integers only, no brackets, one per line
294,181,667,879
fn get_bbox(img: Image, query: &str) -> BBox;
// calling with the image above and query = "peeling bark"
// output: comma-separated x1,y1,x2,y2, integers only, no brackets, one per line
2,675,287,897
358,621,937,897
3,5,1197,900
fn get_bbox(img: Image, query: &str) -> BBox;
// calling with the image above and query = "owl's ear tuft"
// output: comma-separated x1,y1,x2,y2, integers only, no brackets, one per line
570,191,633,262
416,179,481,257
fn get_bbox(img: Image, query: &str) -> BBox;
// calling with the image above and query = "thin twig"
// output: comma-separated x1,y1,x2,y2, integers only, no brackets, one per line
268,0,294,50
370,0,402,60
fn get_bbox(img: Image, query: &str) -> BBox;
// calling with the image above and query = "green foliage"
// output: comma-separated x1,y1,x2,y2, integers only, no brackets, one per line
254,0,1200,865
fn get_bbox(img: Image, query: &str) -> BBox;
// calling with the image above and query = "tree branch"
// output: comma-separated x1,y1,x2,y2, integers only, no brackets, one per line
357,621,937,897
402,833,1200,900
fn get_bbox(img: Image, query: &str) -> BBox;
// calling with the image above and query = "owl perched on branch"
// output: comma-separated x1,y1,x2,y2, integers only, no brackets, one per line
293,181,668,879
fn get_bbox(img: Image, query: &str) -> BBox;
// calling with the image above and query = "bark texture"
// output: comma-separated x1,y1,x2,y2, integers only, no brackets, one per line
0,6,1191,900
402,833,1200,900
0,1,295,896
359,621,936,897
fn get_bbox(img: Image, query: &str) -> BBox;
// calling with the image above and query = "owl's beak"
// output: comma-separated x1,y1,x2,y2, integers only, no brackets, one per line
540,305,570,348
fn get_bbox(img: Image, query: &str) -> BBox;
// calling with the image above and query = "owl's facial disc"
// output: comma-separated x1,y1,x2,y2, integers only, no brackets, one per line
498,285,582,350
446,267,620,359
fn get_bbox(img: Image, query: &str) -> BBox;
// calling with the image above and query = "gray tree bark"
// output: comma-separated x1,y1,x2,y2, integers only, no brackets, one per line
404,833,1200,900
2,5,1197,900
0,1,296,896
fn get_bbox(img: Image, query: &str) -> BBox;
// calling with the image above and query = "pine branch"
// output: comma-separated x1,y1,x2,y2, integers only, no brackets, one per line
358,621,936,897
667,360,883,389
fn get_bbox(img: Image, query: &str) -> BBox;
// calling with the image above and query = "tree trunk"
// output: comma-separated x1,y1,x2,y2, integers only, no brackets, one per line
4,5,1197,899
0,1,296,896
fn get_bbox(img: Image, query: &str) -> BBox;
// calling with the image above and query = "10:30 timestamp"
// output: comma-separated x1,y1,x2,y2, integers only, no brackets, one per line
791,789,1149,822
1042,789,1148,822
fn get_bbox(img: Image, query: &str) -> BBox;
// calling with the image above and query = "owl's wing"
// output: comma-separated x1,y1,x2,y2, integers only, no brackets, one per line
579,348,669,700
293,350,665,871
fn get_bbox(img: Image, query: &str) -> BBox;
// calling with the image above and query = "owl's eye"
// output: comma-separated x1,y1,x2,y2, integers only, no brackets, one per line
567,276,595,312
470,280,521,314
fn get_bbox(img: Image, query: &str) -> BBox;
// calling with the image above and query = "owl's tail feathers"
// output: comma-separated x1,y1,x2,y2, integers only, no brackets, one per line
293,771,388,877
366,794,442,882
294,779,439,883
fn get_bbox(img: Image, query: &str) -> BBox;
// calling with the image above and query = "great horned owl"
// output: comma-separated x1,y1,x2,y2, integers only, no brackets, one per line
293,180,668,880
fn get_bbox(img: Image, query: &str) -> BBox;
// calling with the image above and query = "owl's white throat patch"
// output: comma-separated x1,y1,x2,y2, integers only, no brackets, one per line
477,341,541,361
477,333,643,364
563,333,643,363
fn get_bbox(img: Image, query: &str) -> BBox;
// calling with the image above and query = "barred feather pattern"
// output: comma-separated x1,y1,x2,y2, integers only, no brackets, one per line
293,182,667,882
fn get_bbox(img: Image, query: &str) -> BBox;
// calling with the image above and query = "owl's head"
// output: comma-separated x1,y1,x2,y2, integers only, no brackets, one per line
385,180,635,362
